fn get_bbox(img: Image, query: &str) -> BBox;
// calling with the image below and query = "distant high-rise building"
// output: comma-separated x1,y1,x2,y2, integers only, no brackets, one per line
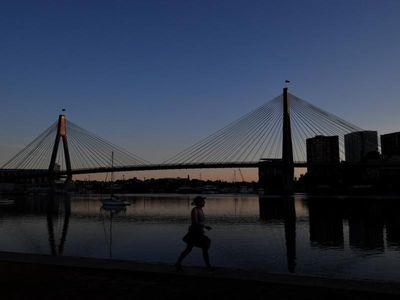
381,132,400,157
306,135,339,164
344,131,378,162
306,136,340,184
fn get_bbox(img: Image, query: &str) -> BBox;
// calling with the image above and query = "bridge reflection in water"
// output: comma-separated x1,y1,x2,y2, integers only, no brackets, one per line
1,193,400,281
259,197,296,273
45,192,71,256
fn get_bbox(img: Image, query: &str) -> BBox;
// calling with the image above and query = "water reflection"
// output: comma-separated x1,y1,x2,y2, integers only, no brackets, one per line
1,193,400,281
385,200,400,248
259,196,296,272
307,198,344,248
347,199,384,252
304,197,400,254
46,192,71,256
1,191,72,256
100,205,127,258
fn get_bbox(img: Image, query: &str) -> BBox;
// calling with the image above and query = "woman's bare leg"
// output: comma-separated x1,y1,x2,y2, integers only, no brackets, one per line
176,244,193,268
202,248,212,268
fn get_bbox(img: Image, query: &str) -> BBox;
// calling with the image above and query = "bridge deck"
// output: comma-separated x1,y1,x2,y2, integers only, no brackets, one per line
3,161,400,179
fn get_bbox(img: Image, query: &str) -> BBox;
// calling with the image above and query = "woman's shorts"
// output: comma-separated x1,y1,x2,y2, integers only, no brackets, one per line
182,232,211,249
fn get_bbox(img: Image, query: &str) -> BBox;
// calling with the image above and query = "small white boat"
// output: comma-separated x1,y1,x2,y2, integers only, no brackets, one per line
101,203,127,215
101,196,130,207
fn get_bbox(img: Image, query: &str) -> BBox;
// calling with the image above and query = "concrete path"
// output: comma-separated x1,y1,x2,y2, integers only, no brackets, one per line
0,251,399,299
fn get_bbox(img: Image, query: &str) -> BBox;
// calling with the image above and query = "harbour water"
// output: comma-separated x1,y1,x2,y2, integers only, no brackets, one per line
0,193,400,282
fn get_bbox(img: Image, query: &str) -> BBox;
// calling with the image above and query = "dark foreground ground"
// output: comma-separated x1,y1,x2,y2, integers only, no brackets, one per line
1,252,399,300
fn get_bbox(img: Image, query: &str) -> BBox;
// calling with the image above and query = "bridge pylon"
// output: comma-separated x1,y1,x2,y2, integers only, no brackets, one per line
282,87,294,193
258,87,294,194
48,114,72,181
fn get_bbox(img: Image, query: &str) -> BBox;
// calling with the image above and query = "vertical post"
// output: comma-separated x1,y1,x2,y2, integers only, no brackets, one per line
48,114,72,181
282,88,294,193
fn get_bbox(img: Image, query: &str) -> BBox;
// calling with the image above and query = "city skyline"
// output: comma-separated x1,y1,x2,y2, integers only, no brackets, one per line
1,1,400,180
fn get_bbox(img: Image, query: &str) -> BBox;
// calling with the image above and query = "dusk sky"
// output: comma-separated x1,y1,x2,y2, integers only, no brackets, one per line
1,0,400,180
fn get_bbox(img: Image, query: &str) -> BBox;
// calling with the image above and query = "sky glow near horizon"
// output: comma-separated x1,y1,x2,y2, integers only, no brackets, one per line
1,0,400,181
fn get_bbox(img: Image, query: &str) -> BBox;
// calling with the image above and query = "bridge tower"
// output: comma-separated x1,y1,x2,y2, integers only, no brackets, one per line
48,114,72,181
282,87,294,192
258,87,294,194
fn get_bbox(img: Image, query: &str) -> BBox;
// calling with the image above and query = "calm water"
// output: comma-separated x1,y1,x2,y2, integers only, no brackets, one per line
1,192,400,281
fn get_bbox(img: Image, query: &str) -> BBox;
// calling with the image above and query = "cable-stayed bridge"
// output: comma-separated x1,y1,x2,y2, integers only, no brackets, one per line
0,88,377,189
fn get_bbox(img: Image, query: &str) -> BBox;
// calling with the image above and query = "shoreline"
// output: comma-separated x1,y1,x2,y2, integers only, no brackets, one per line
1,251,399,299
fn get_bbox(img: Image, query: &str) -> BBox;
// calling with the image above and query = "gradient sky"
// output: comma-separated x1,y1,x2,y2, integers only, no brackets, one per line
1,0,400,180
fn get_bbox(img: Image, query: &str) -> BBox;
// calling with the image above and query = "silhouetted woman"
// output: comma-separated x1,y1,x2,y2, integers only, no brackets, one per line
175,196,214,271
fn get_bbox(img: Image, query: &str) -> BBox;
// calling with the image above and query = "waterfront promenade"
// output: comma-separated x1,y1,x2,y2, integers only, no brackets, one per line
1,251,399,299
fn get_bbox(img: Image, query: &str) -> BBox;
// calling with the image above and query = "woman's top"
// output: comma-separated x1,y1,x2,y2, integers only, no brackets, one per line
190,207,205,233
